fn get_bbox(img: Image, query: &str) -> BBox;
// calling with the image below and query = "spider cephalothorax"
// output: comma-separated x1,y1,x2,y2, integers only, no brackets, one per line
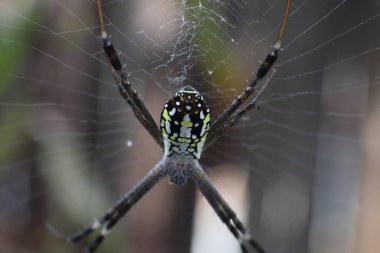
160,86,210,160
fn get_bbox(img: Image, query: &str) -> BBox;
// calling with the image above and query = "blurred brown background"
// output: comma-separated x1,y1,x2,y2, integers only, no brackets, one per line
0,0,380,253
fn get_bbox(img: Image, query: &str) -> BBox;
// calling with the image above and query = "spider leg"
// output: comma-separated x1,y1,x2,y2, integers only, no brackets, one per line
204,70,276,149
191,162,266,253
68,162,166,253
206,0,292,146
96,0,163,148
206,47,278,145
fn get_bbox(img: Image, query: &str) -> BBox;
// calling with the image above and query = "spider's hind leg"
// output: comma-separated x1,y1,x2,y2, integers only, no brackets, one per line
67,162,166,252
191,162,266,253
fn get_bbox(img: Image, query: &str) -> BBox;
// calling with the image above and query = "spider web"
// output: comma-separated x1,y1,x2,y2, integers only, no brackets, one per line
1,0,380,253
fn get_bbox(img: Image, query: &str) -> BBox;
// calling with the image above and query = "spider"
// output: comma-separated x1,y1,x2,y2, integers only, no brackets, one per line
66,0,292,252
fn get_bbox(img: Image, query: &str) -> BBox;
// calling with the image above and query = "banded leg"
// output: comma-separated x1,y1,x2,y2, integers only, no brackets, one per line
68,162,166,253
96,0,163,148
191,162,266,253
206,0,292,146
204,69,276,149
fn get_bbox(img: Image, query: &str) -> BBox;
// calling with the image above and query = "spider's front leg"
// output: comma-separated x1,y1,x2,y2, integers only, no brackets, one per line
96,0,163,148
205,0,292,148
191,162,266,253
205,45,278,148
68,162,166,253
205,69,276,149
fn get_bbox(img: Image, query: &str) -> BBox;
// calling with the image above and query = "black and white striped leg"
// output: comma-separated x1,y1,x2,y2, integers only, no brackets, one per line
204,70,276,150
68,162,166,252
100,36,164,148
206,48,279,147
205,0,293,148
96,0,163,148
191,162,266,253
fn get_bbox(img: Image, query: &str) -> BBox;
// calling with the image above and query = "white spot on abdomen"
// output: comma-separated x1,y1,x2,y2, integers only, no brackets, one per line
200,110,205,119
183,114,190,122
165,120,171,134
200,123,208,136
169,108,176,116
180,125,191,138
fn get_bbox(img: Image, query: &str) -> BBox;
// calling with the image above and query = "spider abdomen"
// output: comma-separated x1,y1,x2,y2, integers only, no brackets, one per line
160,86,210,159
